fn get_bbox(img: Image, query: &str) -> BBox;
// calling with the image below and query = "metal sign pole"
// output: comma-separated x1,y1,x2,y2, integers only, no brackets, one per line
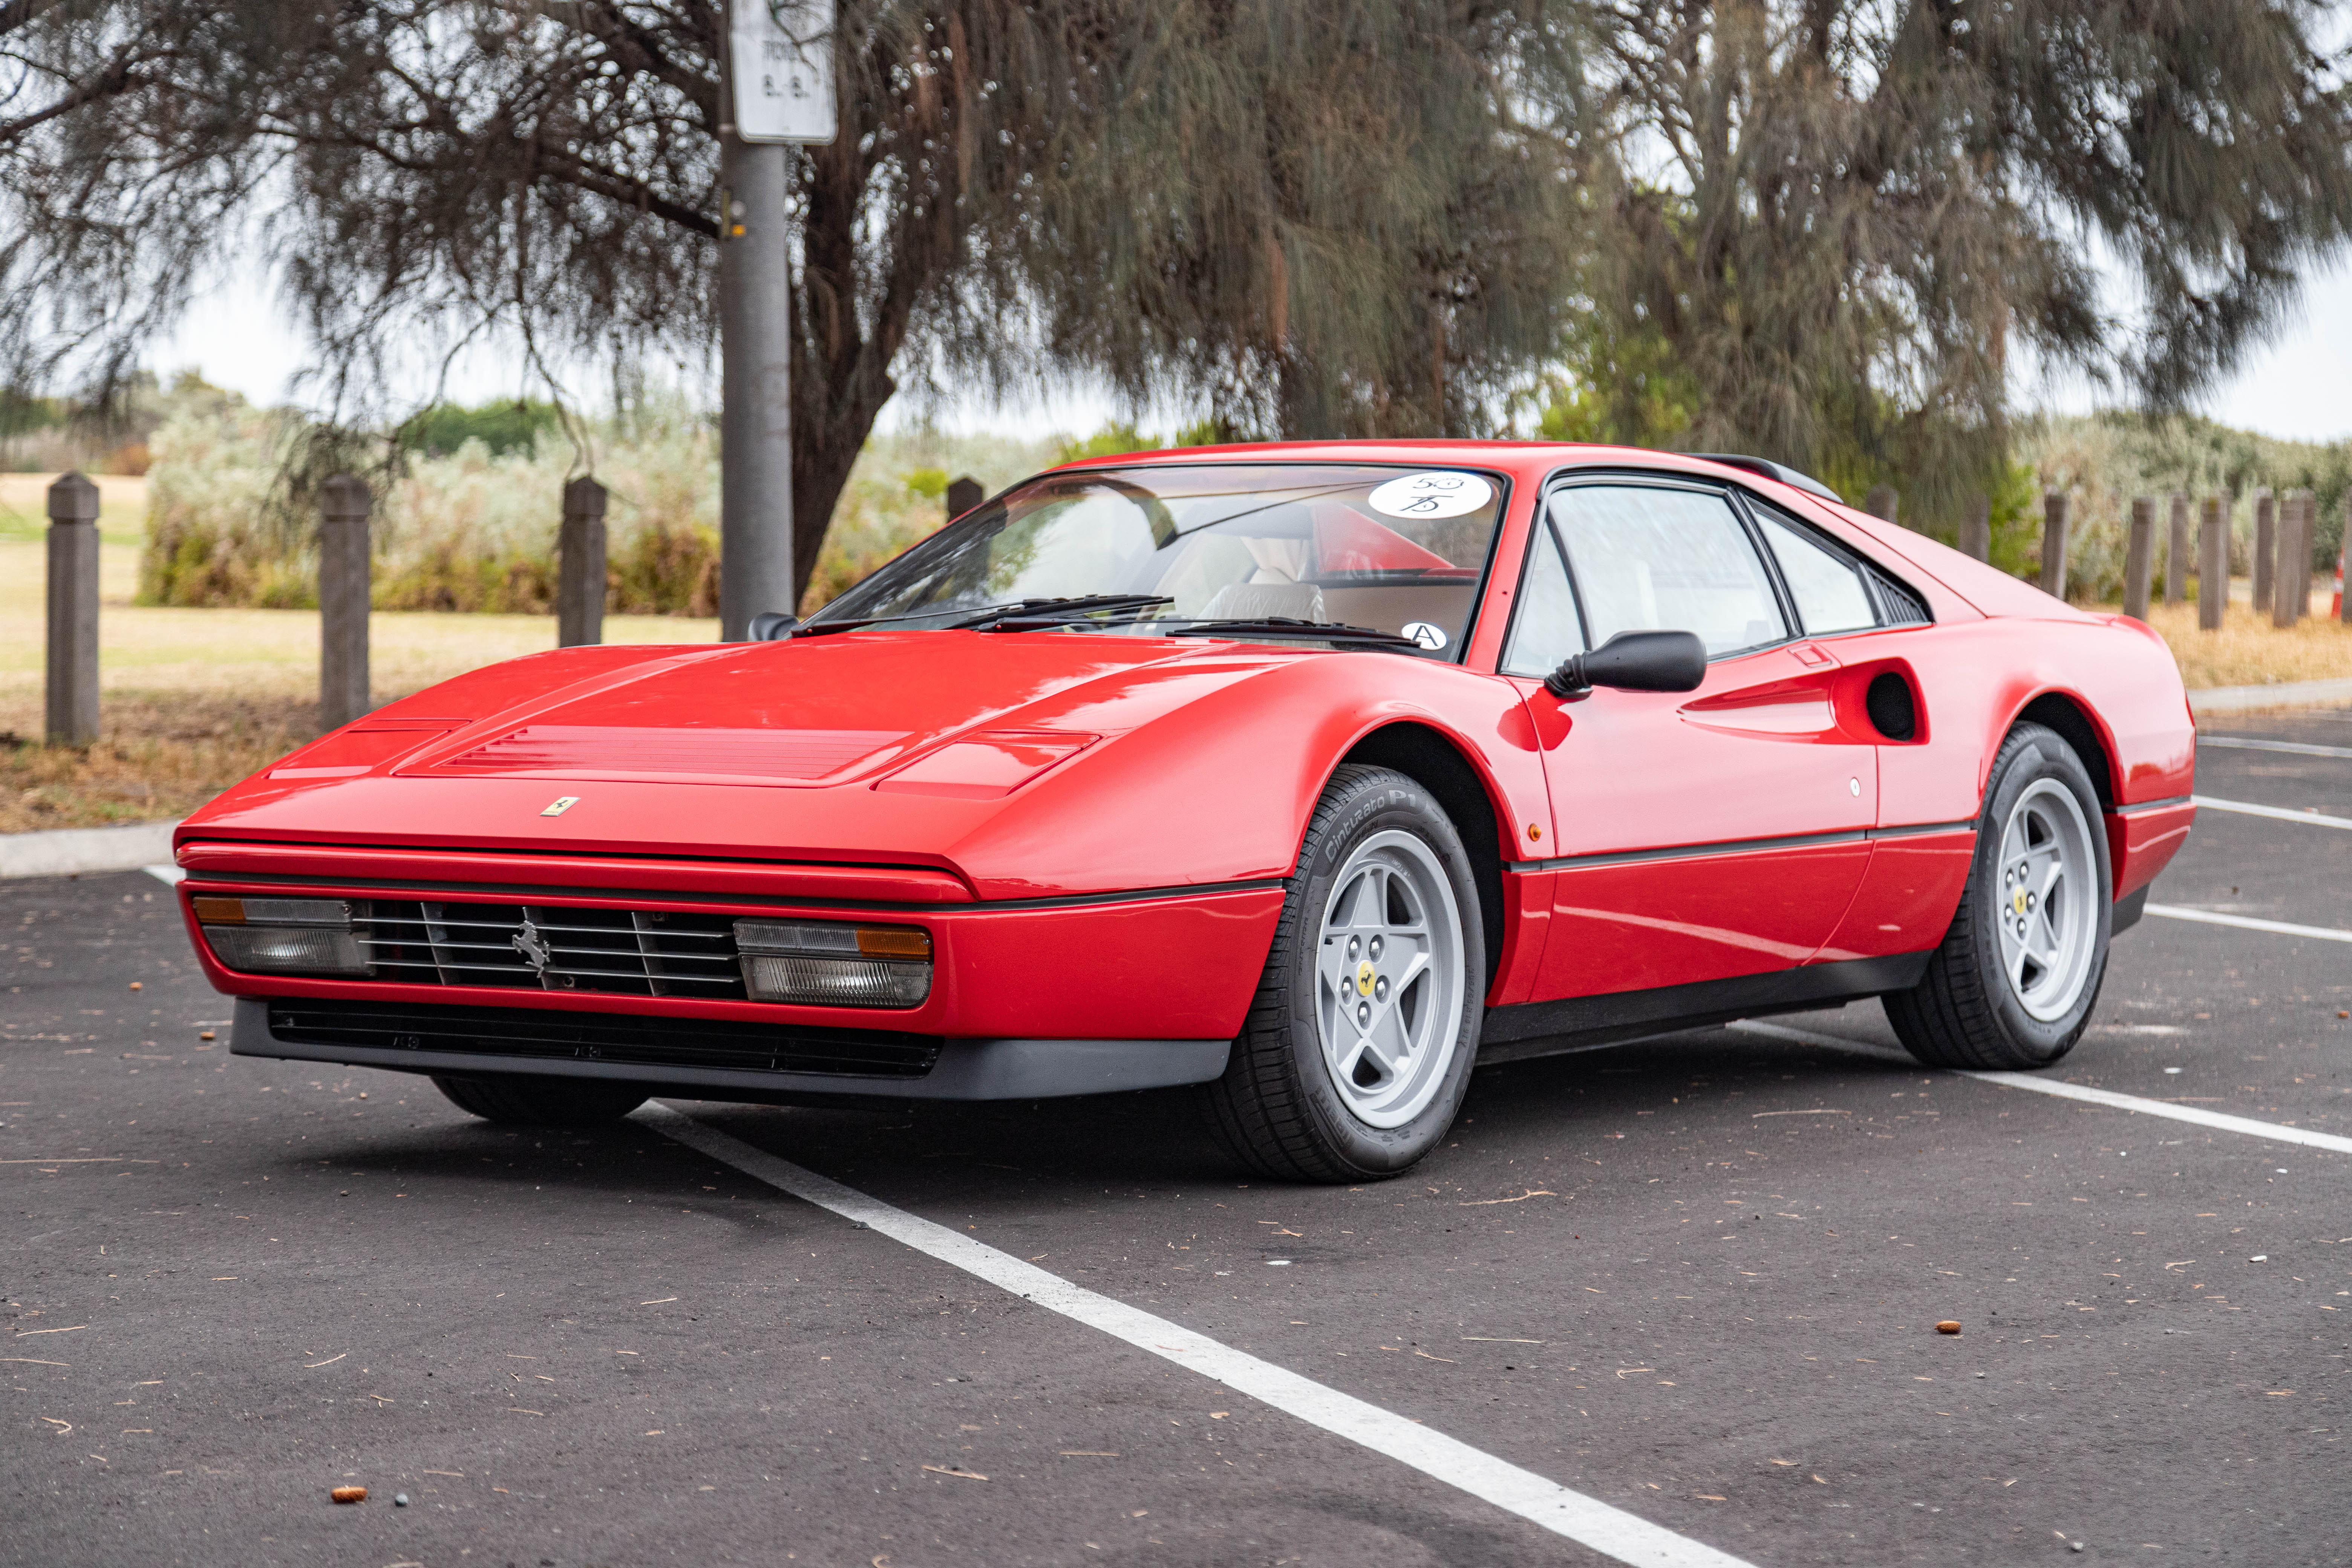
718,0,835,642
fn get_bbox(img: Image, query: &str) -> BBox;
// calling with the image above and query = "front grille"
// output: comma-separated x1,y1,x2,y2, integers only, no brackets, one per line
268,999,942,1078
352,899,746,1000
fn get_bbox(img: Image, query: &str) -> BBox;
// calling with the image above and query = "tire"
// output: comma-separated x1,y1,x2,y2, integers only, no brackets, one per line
432,1073,649,1126
1886,722,2112,1069
1202,764,1485,1182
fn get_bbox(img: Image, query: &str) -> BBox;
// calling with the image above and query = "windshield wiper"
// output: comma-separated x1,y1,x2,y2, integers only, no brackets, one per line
953,594,1174,631
1162,618,1428,651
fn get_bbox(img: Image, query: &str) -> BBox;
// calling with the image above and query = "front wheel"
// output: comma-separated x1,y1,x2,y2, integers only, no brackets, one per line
1202,765,1484,1182
1886,722,2112,1069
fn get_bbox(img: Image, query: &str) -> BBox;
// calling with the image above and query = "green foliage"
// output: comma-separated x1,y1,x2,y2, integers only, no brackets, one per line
1052,421,1162,466
902,468,949,500
2015,413,2352,600
397,400,564,460
1531,309,1698,450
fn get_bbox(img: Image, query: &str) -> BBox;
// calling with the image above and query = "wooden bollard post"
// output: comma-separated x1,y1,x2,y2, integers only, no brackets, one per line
558,476,608,648
44,471,101,745
2122,497,2156,621
2164,492,2190,605
1960,493,1991,562
2251,488,2275,617
2273,490,2308,628
2340,495,2350,624
318,473,372,729
2197,494,2227,631
945,475,983,519
2291,490,2317,623
1865,484,1898,524
2039,490,2070,600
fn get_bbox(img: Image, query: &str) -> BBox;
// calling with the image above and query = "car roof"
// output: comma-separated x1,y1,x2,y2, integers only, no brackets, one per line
1049,439,1829,505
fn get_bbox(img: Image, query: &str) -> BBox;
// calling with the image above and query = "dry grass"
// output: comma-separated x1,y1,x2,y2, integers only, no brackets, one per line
2105,582,2352,691
0,539,715,831
0,472,149,544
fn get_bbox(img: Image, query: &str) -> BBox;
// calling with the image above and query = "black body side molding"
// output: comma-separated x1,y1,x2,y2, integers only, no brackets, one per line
1479,952,1932,1064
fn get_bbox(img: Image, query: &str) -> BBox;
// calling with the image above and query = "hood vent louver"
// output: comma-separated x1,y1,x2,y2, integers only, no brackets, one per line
429,725,908,783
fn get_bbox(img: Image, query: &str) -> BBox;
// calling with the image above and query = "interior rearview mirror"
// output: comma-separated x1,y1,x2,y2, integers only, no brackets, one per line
1544,629,1707,699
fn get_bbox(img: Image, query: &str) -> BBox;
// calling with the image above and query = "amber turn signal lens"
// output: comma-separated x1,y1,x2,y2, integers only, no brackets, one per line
856,926,932,959
191,896,246,923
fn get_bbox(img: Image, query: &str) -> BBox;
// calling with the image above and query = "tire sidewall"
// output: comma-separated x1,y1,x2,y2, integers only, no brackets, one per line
1969,728,2112,1061
1274,770,1484,1175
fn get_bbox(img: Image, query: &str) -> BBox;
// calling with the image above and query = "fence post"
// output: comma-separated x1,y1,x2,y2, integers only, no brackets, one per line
2273,490,2306,629
2339,493,2350,624
2197,494,2227,631
946,475,983,519
1864,484,1898,524
44,471,101,745
2123,497,2156,621
558,476,608,648
318,473,372,729
2250,489,2275,617
2164,492,2189,605
1960,493,1991,562
2292,490,2318,624
2039,490,2070,599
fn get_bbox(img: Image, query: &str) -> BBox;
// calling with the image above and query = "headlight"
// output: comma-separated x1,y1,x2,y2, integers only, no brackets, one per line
734,920,932,1008
194,896,369,976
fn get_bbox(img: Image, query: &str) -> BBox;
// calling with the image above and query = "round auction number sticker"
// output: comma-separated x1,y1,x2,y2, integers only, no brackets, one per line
1366,471,1494,520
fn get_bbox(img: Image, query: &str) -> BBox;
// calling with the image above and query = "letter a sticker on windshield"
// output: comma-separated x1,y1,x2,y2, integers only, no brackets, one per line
1367,471,1494,520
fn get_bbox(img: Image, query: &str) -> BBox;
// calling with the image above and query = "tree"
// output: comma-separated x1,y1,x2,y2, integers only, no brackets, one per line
2,0,1573,603
1528,0,2352,521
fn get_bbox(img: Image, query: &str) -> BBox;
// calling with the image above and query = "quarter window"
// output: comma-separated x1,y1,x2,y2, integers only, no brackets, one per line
1549,486,1787,657
1751,506,1877,635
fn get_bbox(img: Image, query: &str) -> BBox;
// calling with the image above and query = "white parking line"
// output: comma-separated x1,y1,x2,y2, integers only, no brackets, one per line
2198,735,2352,760
2191,794,2352,830
1731,1021,2352,1155
142,865,185,886
639,1103,1756,1568
2145,903,2352,944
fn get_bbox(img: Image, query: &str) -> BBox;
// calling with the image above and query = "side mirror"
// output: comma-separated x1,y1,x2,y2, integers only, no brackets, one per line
748,611,799,642
1544,629,1706,699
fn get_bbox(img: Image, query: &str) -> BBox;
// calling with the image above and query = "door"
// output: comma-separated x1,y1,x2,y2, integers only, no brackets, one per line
1501,479,1880,1001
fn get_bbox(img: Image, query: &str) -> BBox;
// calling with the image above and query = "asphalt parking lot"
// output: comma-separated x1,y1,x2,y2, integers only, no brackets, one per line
6,707,2347,1568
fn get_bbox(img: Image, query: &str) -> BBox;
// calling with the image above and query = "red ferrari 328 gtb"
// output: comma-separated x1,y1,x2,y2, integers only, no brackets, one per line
176,444,2196,1181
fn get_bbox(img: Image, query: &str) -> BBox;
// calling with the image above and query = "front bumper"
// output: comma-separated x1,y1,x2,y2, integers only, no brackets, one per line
231,996,1230,1101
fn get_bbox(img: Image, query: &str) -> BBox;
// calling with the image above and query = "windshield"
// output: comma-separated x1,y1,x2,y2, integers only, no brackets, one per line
807,462,1507,654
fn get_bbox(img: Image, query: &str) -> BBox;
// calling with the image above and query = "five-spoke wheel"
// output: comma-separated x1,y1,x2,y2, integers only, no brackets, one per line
1888,722,2112,1070
1206,765,1484,1181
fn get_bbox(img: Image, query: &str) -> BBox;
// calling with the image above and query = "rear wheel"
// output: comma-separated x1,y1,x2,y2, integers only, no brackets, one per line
432,1074,649,1126
1886,723,2111,1069
1203,765,1484,1182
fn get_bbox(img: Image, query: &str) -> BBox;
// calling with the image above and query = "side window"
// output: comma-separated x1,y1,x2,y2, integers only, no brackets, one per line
1750,505,1877,635
1550,485,1787,656
1499,522,1586,677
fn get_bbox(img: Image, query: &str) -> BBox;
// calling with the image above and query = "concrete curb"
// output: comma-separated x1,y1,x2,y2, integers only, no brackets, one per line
2189,675,2352,715
0,819,180,880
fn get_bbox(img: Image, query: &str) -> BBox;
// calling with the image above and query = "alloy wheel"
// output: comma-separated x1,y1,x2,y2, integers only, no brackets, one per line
1314,829,1467,1129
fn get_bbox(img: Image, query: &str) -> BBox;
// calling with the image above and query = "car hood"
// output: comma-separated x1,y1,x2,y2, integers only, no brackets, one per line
178,631,1326,894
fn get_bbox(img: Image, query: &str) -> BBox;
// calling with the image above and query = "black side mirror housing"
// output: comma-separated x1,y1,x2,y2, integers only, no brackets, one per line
1544,629,1707,699
748,611,800,642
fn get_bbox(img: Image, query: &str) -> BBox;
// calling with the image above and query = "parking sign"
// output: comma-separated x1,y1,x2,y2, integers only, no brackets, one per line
730,0,836,144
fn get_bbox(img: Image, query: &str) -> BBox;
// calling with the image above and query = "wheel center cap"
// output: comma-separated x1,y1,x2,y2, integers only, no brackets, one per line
2012,890,2029,917
1355,960,1377,997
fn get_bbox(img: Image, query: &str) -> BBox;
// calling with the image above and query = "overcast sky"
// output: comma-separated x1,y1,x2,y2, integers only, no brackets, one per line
150,253,2352,447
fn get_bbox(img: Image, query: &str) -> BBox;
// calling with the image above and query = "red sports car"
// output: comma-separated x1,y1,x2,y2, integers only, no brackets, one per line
176,444,2196,1181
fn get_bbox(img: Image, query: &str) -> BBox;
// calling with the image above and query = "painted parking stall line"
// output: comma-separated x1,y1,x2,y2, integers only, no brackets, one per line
2145,903,2352,945
1732,1021,2352,1156
2190,794,2352,831
2197,735,2352,761
639,1103,1758,1568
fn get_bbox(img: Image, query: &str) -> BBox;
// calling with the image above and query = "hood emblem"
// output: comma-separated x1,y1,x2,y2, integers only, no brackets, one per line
512,914,555,977
541,796,580,817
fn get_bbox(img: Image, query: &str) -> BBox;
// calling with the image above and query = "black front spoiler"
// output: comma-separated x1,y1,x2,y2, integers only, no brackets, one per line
230,997,1230,1102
